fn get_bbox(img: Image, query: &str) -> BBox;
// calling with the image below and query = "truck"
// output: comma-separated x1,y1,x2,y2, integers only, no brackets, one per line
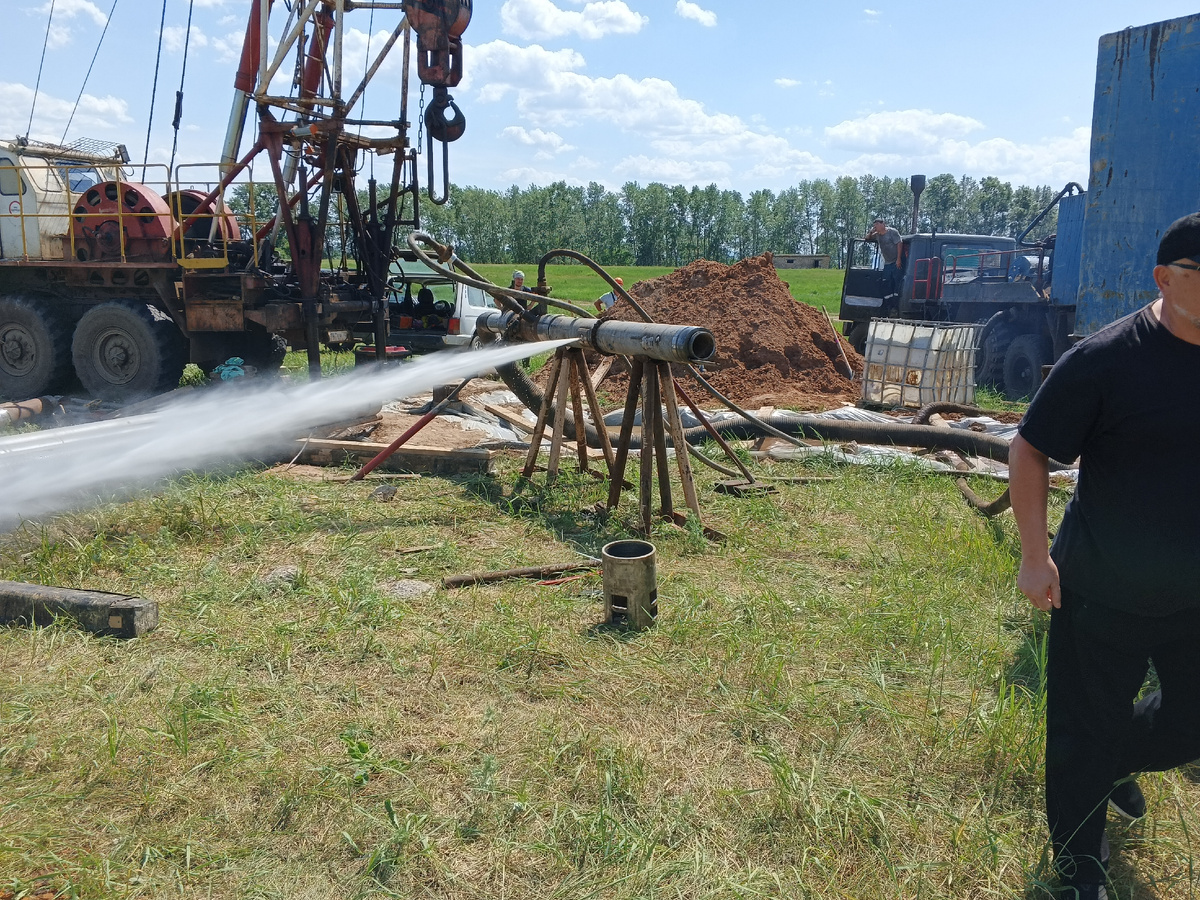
840,12,1200,399
0,0,472,402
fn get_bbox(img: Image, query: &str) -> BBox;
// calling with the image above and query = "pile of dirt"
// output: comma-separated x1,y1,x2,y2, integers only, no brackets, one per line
599,253,863,411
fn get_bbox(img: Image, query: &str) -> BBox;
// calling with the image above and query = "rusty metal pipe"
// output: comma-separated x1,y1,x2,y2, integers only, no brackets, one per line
476,310,715,364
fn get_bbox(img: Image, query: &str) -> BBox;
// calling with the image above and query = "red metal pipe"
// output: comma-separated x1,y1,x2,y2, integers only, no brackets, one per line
302,9,334,100
174,138,264,240
234,0,274,94
253,168,323,242
349,378,472,481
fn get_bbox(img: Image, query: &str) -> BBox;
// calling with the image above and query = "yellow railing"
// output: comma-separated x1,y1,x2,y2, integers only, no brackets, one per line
0,155,355,272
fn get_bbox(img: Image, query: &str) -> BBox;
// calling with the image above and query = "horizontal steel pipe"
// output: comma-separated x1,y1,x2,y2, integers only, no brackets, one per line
476,310,715,364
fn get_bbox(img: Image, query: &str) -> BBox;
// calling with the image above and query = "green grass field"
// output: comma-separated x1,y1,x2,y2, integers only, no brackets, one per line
1,443,1193,898
7,261,1183,899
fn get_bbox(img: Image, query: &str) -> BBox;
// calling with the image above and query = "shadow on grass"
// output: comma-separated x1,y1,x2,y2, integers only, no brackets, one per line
1005,610,1049,695
457,469,651,561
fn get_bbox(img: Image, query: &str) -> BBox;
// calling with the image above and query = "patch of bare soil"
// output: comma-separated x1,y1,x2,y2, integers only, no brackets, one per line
598,253,862,411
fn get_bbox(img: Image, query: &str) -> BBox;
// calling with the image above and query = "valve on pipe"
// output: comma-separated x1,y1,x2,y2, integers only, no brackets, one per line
476,310,716,364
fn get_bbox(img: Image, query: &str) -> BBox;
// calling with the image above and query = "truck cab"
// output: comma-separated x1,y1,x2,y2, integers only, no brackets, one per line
840,230,1067,398
840,233,1032,347
0,139,127,263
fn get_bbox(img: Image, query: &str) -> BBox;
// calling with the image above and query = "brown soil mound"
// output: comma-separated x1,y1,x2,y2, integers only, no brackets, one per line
599,253,862,411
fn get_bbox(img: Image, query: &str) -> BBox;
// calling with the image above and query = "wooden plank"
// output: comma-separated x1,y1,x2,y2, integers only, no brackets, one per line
523,351,563,478
547,350,572,479
484,403,534,433
296,439,496,476
590,356,614,389
0,581,158,638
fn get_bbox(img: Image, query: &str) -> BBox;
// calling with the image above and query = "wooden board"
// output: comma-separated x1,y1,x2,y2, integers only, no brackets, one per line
296,439,497,476
484,404,534,433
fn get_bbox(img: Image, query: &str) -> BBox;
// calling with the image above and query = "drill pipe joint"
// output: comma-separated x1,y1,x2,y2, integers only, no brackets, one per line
476,310,715,364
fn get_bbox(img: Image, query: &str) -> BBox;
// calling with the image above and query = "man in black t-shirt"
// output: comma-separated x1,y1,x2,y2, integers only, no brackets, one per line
1010,213,1200,899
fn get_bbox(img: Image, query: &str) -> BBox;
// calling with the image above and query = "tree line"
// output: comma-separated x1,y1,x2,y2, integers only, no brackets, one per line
418,175,1064,269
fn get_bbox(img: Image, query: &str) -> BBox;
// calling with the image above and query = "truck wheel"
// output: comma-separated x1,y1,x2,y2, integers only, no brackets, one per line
1002,334,1051,401
243,333,288,376
72,302,187,400
0,296,73,400
846,321,869,355
976,314,1017,390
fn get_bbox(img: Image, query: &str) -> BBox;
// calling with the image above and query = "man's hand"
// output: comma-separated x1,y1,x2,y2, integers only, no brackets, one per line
1018,554,1061,611
1009,433,1059,612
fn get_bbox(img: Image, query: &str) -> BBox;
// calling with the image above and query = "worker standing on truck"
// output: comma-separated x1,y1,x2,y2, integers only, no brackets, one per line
864,218,902,303
1010,213,1200,899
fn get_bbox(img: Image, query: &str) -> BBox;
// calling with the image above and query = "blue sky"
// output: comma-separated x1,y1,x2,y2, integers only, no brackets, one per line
4,0,1198,193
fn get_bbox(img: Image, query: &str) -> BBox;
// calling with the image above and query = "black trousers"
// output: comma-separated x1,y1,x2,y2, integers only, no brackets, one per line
1046,591,1200,885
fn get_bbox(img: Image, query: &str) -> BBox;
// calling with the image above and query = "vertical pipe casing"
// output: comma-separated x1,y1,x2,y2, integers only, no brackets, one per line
602,540,658,631
258,0,271,96
333,0,345,101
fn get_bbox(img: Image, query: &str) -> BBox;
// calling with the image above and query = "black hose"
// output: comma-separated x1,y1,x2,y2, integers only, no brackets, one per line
406,233,596,319
496,363,1014,460
914,401,991,425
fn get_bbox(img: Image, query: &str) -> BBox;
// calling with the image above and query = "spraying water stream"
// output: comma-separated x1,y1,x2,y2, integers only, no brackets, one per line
0,340,572,529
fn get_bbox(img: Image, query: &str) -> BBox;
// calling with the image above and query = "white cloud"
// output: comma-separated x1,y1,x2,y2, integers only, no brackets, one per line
675,1,717,27
466,40,839,186
614,155,731,183
34,0,108,25
501,126,575,159
826,109,985,154
500,165,586,186
27,0,108,48
835,115,1089,185
0,81,132,145
864,8,881,15
775,78,801,88
210,29,248,65
164,25,209,54
500,0,648,40
46,24,72,48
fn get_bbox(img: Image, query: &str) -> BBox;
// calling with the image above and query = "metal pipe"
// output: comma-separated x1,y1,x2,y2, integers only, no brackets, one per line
333,0,345,101
476,310,715,364
345,17,408,113
910,174,926,234
349,377,470,479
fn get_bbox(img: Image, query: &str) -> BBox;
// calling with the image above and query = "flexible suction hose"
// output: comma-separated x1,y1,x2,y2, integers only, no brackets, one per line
496,362,1014,460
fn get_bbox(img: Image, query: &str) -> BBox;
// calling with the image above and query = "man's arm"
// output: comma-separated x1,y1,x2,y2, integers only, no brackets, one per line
1009,433,1060,611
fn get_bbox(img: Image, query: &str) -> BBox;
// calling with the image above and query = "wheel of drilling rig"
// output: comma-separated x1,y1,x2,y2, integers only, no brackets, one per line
0,295,74,400
71,302,187,400
1002,333,1052,401
242,332,288,376
846,321,870,355
976,312,1018,391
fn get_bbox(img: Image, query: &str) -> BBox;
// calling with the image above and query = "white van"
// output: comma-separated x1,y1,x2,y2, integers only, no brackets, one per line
385,260,498,353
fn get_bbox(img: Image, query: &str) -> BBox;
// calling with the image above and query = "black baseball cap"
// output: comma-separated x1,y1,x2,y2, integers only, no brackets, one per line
1157,213,1200,265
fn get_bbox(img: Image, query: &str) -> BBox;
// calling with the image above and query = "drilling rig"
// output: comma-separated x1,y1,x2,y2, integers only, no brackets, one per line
0,0,471,401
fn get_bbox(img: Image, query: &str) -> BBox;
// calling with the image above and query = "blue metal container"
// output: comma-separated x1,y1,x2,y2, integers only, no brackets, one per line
1075,14,1200,335
1051,192,1086,309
